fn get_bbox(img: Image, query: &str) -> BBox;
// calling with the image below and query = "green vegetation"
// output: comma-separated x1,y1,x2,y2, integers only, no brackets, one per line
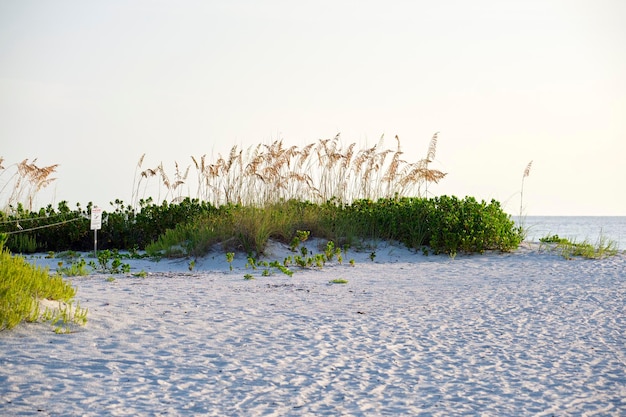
2,136,524,262
145,196,522,258
540,234,619,260
329,278,348,284
35,249,141,277
244,258,294,277
56,258,90,277
226,252,235,270
0,198,217,253
89,249,131,274
1,196,524,260
239,238,352,278
539,234,570,244
0,234,87,332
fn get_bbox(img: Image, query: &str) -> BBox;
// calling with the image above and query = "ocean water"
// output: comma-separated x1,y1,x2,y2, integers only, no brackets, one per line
516,216,626,250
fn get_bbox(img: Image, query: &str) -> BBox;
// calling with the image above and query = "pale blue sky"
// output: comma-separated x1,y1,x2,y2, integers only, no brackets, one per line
1,0,625,215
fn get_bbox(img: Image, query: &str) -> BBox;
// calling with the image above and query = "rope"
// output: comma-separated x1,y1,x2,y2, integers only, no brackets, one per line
0,212,88,225
3,217,84,235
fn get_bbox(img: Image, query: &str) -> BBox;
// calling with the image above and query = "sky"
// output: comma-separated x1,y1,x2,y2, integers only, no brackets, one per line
1,0,625,216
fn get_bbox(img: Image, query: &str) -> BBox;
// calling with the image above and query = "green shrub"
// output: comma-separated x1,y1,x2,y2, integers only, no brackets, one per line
0,233,86,331
100,197,216,250
0,201,90,253
427,196,522,255
0,198,217,252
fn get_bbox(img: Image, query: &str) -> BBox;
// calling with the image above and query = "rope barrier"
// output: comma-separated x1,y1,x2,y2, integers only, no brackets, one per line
0,212,88,225
2,217,84,235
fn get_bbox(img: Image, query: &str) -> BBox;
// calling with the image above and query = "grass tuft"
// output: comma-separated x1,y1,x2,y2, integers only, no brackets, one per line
540,233,619,260
0,233,87,331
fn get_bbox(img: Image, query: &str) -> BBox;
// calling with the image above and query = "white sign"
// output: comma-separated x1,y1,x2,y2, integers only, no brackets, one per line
90,207,103,230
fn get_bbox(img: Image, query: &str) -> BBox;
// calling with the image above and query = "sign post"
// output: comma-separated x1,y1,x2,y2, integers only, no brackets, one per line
90,207,102,258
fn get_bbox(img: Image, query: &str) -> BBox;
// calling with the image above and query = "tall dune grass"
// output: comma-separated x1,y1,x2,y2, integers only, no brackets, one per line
0,158,58,212
131,133,446,208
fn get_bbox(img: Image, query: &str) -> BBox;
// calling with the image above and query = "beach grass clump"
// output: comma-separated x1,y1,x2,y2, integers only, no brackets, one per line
541,234,619,260
146,200,334,258
0,233,87,331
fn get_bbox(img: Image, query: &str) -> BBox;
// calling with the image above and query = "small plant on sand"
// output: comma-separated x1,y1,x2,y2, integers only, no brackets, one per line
244,273,254,280
90,250,130,274
226,252,235,270
329,278,348,284
293,255,307,268
248,259,294,277
269,260,293,277
336,251,343,264
540,234,570,244
57,258,90,277
324,241,338,261
290,230,310,252
50,300,88,334
246,256,257,270
188,259,196,271
132,270,148,278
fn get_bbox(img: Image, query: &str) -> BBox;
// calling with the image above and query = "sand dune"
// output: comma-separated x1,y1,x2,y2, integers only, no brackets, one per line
1,242,625,416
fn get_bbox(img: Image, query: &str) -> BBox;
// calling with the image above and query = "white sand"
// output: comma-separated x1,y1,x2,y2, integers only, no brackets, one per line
1,241,625,416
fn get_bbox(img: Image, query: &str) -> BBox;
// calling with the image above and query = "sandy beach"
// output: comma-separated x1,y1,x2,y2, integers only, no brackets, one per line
1,241,625,416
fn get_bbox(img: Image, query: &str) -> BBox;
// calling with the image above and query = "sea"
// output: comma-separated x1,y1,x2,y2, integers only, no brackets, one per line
515,216,626,250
